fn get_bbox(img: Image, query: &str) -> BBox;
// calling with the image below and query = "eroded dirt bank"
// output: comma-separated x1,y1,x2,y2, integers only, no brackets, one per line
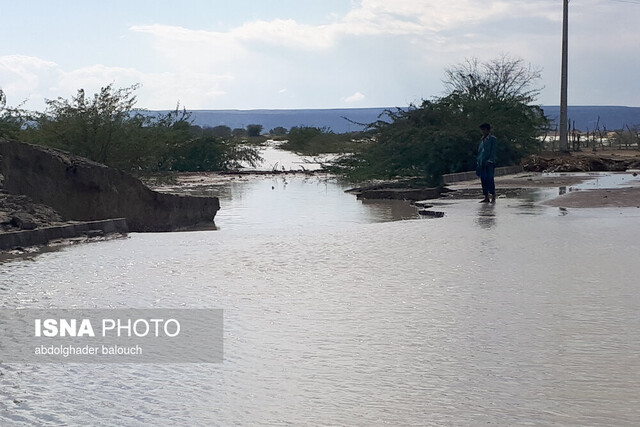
0,139,220,232
523,150,640,173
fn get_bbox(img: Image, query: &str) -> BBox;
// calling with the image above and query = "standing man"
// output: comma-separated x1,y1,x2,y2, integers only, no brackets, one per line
477,123,497,203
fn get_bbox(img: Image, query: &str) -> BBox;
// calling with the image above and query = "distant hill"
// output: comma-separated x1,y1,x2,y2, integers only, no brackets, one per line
155,106,640,134
541,106,640,132
184,108,389,134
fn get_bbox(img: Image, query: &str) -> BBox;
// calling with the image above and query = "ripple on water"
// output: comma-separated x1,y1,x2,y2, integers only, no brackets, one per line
1,176,640,425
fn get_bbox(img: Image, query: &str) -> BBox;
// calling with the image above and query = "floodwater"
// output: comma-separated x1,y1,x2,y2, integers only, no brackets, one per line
1,154,640,425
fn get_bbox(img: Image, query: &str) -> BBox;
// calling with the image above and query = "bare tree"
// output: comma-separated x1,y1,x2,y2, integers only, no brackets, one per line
443,54,543,103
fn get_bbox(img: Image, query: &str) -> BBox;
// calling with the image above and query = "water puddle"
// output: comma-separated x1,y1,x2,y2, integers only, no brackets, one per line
1,166,640,425
244,141,336,171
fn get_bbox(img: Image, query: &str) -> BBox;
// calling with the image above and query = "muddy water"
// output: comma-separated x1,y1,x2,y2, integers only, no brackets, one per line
182,174,421,232
1,170,640,425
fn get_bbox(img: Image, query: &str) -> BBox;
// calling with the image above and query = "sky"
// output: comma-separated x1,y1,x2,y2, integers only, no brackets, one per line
1,0,639,111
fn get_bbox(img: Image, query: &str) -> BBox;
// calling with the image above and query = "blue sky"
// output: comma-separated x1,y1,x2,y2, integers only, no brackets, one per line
1,0,639,111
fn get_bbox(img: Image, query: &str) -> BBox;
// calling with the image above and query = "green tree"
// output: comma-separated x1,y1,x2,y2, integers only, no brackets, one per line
207,125,232,139
32,84,140,164
19,84,261,173
134,106,194,172
247,124,263,137
280,126,361,155
332,56,548,185
269,126,288,136
443,54,542,103
283,126,326,152
0,89,29,140
170,136,262,171
232,127,248,138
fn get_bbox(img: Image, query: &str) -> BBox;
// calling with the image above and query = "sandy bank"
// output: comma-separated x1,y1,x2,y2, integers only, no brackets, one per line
444,150,640,208
544,186,640,208
446,171,640,208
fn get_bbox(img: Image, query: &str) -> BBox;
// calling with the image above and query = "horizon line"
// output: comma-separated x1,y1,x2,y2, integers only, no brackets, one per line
144,104,640,112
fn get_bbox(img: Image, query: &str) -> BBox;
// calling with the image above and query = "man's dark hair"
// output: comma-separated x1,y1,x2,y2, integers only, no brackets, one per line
479,123,491,130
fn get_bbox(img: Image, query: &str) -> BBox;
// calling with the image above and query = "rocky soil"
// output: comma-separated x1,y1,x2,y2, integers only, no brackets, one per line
0,191,63,232
523,151,640,173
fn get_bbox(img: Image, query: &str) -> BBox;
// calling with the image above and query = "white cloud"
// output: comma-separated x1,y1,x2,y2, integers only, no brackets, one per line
130,1,523,54
342,92,366,104
140,72,231,109
56,64,143,95
339,0,496,35
56,67,233,110
0,56,232,110
0,55,59,105
2,1,638,109
130,24,245,63
0,55,57,74
232,19,336,50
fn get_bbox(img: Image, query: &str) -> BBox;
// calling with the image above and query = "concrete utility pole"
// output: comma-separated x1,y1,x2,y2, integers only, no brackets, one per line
559,0,569,152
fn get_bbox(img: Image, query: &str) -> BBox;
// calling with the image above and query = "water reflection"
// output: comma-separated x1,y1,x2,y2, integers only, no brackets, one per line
244,143,333,171
475,203,496,229
510,188,555,215
360,198,421,221
2,172,640,425
209,175,421,232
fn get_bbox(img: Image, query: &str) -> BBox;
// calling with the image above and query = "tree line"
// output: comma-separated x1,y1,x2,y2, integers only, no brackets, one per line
0,84,263,174
311,55,549,185
2,55,552,184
